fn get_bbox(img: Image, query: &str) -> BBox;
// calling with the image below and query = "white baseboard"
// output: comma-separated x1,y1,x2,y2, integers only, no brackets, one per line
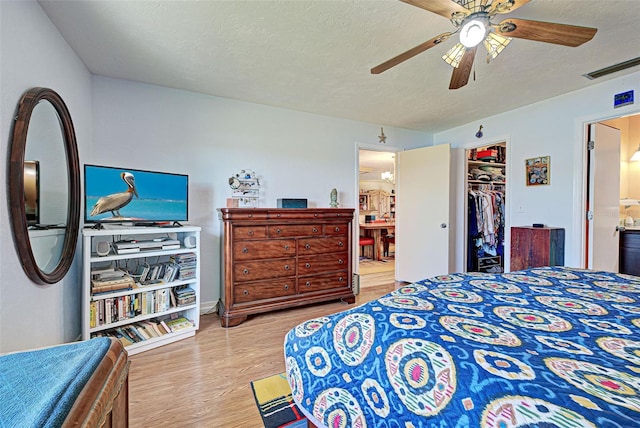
200,300,218,315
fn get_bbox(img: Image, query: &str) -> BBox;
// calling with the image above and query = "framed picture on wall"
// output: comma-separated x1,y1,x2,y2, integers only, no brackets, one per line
526,156,550,186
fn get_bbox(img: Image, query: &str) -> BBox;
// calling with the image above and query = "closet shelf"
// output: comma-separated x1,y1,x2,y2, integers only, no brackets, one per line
468,161,506,167
468,180,506,185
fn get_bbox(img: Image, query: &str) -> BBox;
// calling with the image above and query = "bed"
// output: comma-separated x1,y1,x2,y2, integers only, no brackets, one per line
0,337,129,427
284,266,640,427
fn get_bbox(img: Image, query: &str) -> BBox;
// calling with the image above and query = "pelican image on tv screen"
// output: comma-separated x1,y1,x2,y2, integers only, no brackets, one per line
84,164,188,225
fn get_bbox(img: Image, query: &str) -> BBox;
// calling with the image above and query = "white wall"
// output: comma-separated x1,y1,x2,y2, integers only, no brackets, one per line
434,71,640,272
0,1,92,352
89,77,430,309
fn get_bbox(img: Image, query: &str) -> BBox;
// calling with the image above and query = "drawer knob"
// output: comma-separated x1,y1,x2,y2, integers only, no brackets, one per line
314,213,318,217
339,277,344,282
284,245,290,250
338,241,344,247
277,213,281,217
284,284,289,290
276,228,282,234
284,265,290,270
248,214,253,218
243,268,249,275
305,281,311,287
242,247,248,253
248,230,254,236
305,263,311,268
334,227,340,232
243,289,249,295
338,259,344,264
312,227,318,233
305,243,311,249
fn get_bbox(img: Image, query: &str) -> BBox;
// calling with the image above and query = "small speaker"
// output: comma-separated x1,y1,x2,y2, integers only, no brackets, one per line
96,241,111,256
183,235,197,248
277,198,308,208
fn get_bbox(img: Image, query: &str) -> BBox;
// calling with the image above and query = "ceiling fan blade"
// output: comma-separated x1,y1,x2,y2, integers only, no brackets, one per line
371,32,453,74
449,46,477,90
400,0,469,19
496,18,597,47
489,0,531,14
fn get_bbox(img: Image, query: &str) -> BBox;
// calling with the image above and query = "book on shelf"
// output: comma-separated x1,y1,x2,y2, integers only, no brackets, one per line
163,317,194,332
93,319,172,347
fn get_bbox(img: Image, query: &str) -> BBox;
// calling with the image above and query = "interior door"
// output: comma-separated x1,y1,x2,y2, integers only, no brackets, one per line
396,144,451,282
588,123,621,271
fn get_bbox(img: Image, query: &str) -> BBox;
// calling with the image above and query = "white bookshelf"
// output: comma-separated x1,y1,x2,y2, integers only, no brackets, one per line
82,225,201,355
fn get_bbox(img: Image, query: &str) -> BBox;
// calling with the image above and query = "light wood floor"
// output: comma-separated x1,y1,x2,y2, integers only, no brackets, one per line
128,272,399,427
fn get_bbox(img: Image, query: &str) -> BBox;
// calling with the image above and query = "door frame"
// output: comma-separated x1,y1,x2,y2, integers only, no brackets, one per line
354,143,402,278
581,110,640,268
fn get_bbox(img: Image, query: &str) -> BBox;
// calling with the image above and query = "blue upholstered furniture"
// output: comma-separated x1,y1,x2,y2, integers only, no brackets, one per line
0,337,129,427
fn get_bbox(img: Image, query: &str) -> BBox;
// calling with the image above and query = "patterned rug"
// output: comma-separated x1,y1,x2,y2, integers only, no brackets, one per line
251,373,307,428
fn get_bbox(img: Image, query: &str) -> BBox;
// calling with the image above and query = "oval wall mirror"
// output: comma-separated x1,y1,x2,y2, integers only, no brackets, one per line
9,87,80,285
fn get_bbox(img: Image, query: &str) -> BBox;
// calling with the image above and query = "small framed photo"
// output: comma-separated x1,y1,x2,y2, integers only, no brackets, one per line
526,156,550,186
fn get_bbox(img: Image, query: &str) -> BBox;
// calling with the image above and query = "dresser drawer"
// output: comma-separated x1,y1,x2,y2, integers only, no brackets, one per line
233,258,296,281
233,226,267,240
268,211,322,220
268,224,322,238
233,239,296,260
298,252,349,275
233,277,296,304
299,271,350,293
323,223,349,236
298,236,348,255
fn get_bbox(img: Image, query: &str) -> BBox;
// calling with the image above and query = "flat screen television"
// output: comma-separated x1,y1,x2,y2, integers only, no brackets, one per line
84,164,188,225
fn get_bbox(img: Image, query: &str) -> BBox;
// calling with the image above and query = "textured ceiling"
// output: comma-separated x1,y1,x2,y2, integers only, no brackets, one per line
38,0,640,133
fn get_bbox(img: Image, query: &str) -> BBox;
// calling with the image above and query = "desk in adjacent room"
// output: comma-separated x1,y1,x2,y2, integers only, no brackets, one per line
360,221,394,261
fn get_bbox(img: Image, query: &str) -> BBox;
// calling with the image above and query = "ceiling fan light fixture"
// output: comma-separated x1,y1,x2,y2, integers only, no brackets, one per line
460,18,488,48
442,43,466,68
484,32,511,62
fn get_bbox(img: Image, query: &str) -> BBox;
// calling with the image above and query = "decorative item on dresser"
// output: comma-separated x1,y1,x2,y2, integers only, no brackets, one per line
218,208,356,327
510,226,565,271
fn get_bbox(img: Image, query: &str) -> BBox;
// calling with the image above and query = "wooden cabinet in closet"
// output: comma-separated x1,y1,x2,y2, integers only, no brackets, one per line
218,208,356,327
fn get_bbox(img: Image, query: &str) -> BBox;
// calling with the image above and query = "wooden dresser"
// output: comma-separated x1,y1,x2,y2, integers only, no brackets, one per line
218,208,356,327
510,226,565,271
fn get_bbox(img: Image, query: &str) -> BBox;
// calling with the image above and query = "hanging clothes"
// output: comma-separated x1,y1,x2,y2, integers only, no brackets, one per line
468,186,505,271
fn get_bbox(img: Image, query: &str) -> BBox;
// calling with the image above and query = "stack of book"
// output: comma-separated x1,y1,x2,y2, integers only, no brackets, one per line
170,253,197,280
91,267,135,293
163,316,194,332
94,318,173,347
172,286,196,306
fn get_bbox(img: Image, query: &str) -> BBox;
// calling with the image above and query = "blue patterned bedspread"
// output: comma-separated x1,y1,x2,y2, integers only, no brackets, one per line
284,267,640,427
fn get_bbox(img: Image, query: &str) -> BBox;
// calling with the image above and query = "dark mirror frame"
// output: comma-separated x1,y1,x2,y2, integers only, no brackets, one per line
9,87,80,285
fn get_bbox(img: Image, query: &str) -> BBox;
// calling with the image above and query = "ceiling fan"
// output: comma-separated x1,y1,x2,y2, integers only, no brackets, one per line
371,0,598,89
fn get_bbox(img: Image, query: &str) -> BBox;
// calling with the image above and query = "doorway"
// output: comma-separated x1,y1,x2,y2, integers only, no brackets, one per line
358,149,396,280
586,112,640,272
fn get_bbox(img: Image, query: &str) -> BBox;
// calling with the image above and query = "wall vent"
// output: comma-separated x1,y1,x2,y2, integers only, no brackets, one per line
583,57,640,80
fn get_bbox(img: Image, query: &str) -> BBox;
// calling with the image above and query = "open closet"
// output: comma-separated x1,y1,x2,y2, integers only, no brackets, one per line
466,142,507,273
